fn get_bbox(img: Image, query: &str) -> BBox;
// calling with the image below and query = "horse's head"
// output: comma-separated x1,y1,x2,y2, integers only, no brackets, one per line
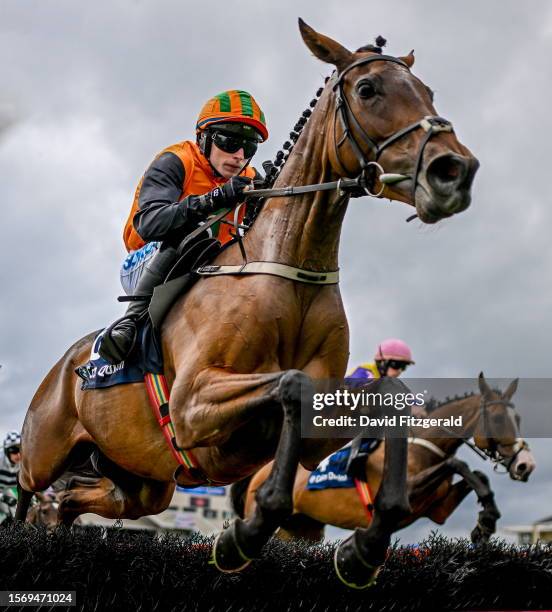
474,373,534,481
299,19,479,223
28,491,59,529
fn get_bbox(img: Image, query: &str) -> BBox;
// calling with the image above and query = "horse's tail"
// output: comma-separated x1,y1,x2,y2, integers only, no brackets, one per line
229,474,254,518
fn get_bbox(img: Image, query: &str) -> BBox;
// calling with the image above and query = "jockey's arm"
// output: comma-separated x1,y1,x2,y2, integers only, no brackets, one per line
132,152,195,244
132,153,262,245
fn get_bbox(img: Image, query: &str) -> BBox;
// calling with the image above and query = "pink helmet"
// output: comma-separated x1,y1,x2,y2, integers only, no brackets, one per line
374,339,415,364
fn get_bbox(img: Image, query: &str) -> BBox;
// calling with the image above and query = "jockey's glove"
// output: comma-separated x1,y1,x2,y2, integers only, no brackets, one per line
187,176,252,220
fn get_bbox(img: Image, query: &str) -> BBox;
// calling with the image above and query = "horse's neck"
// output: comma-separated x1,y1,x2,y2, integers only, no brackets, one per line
245,87,346,271
419,395,481,458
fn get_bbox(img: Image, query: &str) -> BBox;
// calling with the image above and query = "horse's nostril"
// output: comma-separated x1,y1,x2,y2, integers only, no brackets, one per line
437,160,460,181
517,463,527,473
427,155,467,192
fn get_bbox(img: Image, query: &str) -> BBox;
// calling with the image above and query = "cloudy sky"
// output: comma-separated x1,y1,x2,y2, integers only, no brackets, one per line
1,1,551,542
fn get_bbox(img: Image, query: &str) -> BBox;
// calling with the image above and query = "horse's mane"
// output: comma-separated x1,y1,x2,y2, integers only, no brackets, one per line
245,36,387,225
425,388,503,413
425,392,477,414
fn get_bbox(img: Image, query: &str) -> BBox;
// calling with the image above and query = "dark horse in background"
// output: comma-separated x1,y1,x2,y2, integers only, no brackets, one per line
16,19,478,587
238,376,535,546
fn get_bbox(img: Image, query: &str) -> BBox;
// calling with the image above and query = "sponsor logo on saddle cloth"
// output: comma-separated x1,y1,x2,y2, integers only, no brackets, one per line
306,441,376,491
75,333,145,390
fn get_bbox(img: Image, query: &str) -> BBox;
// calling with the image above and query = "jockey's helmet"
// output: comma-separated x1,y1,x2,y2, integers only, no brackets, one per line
196,90,268,159
374,339,415,364
3,430,21,455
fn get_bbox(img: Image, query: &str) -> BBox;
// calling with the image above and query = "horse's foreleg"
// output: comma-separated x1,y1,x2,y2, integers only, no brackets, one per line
334,379,412,589
14,480,34,522
445,459,500,543
212,369,307,572
404,459,470,524
425,479,473,524
334,436,410,589
407,459,457,506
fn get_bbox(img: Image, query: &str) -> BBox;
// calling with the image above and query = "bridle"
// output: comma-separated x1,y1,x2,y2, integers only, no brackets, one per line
332,53,454,203
477,396,527,472
191,53,457,285
414,395,526,473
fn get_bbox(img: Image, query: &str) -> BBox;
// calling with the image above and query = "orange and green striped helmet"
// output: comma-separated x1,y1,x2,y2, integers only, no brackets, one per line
196,90,268,142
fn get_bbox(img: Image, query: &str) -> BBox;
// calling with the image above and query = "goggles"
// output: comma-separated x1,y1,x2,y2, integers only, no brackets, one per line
211,130,259,158
385,360,410,371
6,446,20,455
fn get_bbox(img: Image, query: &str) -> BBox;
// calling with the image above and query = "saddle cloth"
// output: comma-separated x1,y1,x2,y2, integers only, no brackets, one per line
76,320,163,390
306,440,377,491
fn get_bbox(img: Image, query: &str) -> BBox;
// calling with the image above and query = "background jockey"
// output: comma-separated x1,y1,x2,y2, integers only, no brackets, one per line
345,340,417,474
99,90,268,364
347,338,415,382
0,431,21,521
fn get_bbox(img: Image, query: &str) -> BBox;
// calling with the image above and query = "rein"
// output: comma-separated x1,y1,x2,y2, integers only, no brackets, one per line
195,202,340,285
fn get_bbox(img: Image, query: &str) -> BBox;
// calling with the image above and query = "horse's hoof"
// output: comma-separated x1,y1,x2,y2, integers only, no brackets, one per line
470,525,482,544
471,524,491,545
210,521,253,573
334,538,381,590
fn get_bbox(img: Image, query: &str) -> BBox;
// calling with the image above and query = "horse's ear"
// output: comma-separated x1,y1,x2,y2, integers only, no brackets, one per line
503,378,519,400
478,372,493,399
399,50,415,68
299,18,353,72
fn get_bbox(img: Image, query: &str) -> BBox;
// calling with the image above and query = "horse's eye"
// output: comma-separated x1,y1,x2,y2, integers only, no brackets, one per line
357,81,376,99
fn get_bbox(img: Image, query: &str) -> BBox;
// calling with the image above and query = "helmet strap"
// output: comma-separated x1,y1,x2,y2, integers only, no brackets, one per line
375,360,387,377
197,131,212,159
198,131,222,177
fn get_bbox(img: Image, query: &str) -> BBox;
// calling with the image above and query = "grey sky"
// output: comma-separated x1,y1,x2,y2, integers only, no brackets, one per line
1,1,551,542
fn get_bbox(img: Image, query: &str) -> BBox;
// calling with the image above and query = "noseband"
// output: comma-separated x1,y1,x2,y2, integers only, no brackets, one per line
332,54,453,203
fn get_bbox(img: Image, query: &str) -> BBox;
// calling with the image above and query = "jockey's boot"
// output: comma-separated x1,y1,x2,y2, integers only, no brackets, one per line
98,245,178,364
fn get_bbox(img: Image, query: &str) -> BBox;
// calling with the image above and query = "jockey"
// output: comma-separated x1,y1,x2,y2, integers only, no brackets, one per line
99,90,268,364
347,338,414,383
0,431,21,495
345,340,415,476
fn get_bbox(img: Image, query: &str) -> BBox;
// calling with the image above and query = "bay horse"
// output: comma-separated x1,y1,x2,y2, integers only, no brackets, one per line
239,375,535,548
16,19,478,587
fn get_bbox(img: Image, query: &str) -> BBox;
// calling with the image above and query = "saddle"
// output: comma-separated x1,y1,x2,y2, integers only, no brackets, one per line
148,236,223,329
